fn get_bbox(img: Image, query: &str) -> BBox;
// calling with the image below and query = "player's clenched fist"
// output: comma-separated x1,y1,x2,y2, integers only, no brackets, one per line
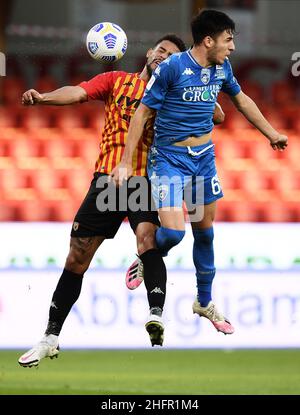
269,133,288,151
22,89,44,105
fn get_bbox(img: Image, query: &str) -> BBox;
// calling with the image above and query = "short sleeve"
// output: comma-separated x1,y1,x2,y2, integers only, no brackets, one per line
79,72,114,100
142,58,175,110
221,59,241,96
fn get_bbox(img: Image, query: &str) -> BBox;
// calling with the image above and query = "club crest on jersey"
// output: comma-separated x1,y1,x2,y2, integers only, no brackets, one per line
200,68,210,85
158,184,169,201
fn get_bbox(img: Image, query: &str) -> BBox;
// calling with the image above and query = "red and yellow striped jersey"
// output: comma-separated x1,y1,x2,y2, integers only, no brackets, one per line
79,71,154,176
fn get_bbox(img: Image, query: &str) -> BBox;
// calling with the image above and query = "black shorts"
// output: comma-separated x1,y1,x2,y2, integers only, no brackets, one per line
71,173,160,238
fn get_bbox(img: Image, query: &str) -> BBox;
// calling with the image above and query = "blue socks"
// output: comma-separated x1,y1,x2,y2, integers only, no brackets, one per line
155,226,215,307
156,226,185,257
193,227,215,307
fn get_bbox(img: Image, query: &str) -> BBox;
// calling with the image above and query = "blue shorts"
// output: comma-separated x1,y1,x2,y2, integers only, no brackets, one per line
147,140,223,209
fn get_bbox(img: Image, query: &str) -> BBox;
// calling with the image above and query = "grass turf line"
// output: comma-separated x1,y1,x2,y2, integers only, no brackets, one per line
1,349,300,395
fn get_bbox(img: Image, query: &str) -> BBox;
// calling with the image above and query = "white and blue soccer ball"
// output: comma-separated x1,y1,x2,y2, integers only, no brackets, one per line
86,22,127,63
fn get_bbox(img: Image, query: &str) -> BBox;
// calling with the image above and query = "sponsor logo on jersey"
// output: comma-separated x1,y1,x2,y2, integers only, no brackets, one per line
72,222,79,231
182,85,221,102
200,68,210,85
215,68,225,79
182,68,195,76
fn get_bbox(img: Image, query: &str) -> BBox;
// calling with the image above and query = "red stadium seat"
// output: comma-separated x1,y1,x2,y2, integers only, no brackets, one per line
73,139,99,163
0,168,30,191
261,109,288,130
0,106,19,128
241,80,265,104
53,107,87,129
270,80,297,106
260,201,295,222
8,138,42,159
217,200,260,222
51,199,80,222
34,76,58,93
15,200,52,221
25,169,62,194
20,107,52,129
244,139,280,168
60,169,92,199
86,106,105,131
40,139,76,159
1,77,26,105
214,136,247,161
0,202,17,221
225,112,253,131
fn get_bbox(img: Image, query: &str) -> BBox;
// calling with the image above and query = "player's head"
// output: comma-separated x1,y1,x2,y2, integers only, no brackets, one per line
145,34,186,76
191,10,236,64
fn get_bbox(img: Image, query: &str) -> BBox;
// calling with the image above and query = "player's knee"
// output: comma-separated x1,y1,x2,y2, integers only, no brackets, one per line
136,231,156,255
65,250,90,274
156,227,185,255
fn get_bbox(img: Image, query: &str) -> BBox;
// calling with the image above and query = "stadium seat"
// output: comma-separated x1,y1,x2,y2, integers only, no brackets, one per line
0,168,30,191
260,201,294,222
244,139,280,168
270,80,297,106
60,169,92,199
53,107,87,129
40,139,76,159
15,200,53,221
261,109,289,130
1,77,26,105
225,111,253,131
20,107,52,129
8,138,41,159
0,202,17,221
241,80,265,104
25,169,62,195
73,139,99,163
0,107,19,128
34,76,58,93
214,136,247,161
217,200,260,222
51,199,80,222
86,106,105,131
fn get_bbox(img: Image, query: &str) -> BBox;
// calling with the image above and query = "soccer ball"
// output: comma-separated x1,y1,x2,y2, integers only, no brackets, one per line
86,22,127,63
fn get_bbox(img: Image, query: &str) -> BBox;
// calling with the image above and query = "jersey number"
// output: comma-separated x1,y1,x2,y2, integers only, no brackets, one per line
211,175,221,195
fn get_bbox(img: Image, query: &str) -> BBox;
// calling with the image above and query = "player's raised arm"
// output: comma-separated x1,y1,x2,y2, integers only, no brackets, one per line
21,86,88,106
230,90,288,150
110,103,155,186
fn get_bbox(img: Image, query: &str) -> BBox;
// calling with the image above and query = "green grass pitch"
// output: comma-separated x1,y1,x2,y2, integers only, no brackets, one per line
0,349,300,395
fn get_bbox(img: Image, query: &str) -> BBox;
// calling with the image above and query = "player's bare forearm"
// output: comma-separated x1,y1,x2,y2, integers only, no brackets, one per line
231,91,288,150
22,86,87,106
122,103,154,163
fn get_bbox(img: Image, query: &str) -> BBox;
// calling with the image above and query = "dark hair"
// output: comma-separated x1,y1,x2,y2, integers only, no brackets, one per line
191,10,236,45
154,34,187,52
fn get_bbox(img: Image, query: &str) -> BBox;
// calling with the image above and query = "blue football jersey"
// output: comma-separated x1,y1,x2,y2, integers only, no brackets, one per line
142,50,241,146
